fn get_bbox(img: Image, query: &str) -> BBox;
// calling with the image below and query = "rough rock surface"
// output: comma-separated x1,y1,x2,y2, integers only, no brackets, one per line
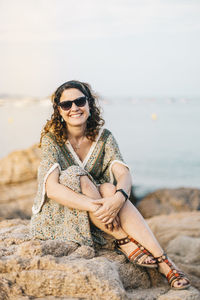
0,144,40,219
137,188,200,218
0,214,199,300
0,180,37,220
0,144,40,185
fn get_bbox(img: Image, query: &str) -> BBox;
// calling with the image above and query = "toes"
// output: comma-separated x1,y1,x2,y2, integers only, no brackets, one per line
140,255,156,265
174,278,189,288
179,278,189,285
182,278,190,285
138,254,148,264
146,256,156,264
174,280,183,288
146,258,154,263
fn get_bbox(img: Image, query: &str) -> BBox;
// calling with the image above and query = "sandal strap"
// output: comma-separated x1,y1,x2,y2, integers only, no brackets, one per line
128,247,141,260
129,247,147,263
155,253,175,270
114,236,130,246
114,237,157,267
155,253,190,287
129,236,152,256
168,270,188,287
155,253,169,263
115,236,152,256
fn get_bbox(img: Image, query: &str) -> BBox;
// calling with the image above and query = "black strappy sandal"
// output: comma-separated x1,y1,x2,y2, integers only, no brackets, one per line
155,253,191,290
114,236,158,268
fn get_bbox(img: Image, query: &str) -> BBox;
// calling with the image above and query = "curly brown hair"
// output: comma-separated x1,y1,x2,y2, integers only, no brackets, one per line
39,80,105,147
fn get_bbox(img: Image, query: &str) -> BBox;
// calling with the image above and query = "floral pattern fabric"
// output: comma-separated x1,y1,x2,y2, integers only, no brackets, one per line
30,128,129,247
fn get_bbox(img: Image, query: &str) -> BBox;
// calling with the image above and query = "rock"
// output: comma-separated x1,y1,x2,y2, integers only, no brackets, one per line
127,287,200,300
0,216,199,299
0,144,40,219
147,212,200,291
137,188,200,218
0,180,37,204
0,144,40,185
157,287,200,300
0,180,36,220
147,212,200,248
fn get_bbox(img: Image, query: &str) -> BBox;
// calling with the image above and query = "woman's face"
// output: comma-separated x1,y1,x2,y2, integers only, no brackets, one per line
58,88,90,128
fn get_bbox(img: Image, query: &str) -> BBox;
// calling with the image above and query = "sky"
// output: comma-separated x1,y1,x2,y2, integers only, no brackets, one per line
0,0,200,98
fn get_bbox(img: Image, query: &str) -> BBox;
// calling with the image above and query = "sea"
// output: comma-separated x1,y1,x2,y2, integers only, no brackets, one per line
0,96,199,198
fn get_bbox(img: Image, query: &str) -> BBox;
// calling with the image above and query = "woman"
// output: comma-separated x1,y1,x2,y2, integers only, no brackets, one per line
30,80,190,290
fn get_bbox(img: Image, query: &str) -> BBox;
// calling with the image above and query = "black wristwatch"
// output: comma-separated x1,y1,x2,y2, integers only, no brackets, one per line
115,189,129,201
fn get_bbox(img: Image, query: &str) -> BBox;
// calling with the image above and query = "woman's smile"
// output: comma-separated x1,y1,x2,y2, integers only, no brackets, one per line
69,113,83,118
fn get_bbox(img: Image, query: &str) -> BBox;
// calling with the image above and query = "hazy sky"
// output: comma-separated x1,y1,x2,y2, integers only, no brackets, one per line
0,0,200,98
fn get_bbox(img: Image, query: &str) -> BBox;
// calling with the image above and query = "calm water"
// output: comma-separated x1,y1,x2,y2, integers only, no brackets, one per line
0,97,200,197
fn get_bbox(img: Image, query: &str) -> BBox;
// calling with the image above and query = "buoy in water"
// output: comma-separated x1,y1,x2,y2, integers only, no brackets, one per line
8,117,14,124
151,113,157,120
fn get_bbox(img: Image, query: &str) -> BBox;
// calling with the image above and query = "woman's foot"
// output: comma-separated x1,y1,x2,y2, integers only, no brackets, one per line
155,253,190,290
115,236,157,268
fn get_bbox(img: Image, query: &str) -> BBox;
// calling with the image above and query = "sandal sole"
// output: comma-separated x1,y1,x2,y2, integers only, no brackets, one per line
171,283,191,290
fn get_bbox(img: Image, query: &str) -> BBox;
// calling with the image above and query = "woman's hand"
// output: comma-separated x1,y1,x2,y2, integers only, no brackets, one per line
91,193,125,224
105,215,121,231
89,201,102,213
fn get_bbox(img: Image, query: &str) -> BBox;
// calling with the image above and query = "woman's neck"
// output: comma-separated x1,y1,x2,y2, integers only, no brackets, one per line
67,125,86,141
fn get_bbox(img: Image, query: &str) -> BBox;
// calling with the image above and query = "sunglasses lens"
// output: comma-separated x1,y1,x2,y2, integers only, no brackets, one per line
59,101,72,110
75,97,87,107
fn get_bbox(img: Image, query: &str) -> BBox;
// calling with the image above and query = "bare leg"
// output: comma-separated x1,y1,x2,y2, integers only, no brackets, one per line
118,201,190,286
80,176,189,288
80,177,155,264
80,176,128,238
80,176,162,256
118,200,163,256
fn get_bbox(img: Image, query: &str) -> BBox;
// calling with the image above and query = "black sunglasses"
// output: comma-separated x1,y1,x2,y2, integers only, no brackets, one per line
57,96,88,111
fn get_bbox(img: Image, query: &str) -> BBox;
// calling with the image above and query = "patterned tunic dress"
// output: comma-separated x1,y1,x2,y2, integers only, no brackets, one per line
30,128,129,247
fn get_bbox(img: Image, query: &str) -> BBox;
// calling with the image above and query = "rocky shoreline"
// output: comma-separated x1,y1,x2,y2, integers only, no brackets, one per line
0,145,200,299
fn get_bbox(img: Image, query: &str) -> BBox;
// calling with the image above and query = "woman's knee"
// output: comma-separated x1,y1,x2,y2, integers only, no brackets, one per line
80,175,93,191
59,165,87,193
59,166,87,181
99,183,116,197
80,175,100,198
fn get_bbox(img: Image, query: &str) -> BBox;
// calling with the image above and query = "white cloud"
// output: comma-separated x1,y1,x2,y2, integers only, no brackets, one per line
0,0,200,42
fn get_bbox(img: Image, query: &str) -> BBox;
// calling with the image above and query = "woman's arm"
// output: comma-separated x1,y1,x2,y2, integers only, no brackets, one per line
46,167,98,212
112,162,132,200
92,163,132,223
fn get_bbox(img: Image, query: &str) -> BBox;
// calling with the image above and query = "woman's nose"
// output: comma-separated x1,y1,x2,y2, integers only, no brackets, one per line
71,102,79,110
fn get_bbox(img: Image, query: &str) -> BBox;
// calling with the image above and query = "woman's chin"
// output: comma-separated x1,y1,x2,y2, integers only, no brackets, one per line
66,119,87,127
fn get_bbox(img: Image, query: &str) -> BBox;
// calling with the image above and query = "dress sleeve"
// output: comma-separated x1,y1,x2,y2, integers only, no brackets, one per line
101,131,130,184
31,134,61,215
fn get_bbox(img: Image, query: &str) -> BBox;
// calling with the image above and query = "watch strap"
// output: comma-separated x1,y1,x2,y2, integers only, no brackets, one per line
116,189,128,201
